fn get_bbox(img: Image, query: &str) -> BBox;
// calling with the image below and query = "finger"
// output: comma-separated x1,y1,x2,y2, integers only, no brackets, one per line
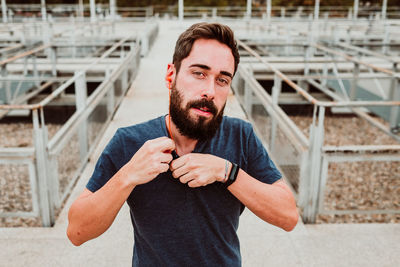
172,167,189,179
149,137,176,152
179,172,194,184
170,154,189,171
187,179,201,188
159,138,176,152
159,163,170,173
160,153,173,164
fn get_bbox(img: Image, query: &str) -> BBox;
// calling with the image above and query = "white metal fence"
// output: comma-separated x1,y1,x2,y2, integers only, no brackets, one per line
233,39,400,223
0,38,141,226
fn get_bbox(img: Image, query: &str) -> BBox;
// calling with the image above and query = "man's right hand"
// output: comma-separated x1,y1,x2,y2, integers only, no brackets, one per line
121,137,175,186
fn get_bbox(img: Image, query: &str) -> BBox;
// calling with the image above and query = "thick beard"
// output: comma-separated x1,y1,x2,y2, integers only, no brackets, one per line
169,85,225,141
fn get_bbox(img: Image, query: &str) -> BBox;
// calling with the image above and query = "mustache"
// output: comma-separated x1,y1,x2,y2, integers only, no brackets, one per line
187,98,218,115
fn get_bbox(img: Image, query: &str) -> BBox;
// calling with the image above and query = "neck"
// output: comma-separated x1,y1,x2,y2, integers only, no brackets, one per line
166,115,197,156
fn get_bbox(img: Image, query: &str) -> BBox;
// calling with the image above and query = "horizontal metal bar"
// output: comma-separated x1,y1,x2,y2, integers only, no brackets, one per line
323,145,400,152
0,211,39,218
254,73,393,81
320,209,400,216
336,42,396,63
0,147,35,157
0,76,103,82
323,153,400,163
0,43,24,54
0,44,50,66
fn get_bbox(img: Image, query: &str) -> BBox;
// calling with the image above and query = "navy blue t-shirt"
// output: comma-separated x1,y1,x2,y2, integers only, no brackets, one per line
87,115,281,266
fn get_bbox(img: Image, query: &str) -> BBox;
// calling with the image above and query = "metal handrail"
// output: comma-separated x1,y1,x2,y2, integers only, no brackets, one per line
46,44,139,153
0,36,134,111
237,39,400,108
0,44,50,66
313,43,400,78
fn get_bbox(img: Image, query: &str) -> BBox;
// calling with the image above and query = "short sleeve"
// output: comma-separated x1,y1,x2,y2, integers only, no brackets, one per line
245,125,281,184
86,130,121,192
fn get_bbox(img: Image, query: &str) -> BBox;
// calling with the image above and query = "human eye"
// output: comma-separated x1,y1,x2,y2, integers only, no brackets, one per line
192,71,205,78
217,77,230,86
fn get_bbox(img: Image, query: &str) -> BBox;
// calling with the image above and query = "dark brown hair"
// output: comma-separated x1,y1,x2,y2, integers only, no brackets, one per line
172,22,240,75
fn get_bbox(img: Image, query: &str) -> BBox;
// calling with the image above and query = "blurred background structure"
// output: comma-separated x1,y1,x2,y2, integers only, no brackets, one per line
0,1,399,266
0,0,399,228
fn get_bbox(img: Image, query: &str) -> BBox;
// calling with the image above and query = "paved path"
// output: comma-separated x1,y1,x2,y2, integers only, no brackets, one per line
0,20,399,267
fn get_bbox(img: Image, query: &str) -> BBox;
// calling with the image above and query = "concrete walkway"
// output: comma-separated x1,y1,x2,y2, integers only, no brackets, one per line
0,20,399,267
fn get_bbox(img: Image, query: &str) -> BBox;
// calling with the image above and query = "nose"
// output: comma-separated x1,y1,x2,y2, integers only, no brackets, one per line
201,79,216,100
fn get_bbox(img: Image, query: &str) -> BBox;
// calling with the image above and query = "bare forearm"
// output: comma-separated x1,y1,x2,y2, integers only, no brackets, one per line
67,170,135,246
228,170,298,231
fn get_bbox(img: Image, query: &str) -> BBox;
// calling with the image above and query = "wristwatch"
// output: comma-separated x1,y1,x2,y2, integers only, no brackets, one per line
224,162,239,188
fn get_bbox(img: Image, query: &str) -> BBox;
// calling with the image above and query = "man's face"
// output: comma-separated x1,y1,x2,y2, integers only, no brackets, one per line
168,39,235,140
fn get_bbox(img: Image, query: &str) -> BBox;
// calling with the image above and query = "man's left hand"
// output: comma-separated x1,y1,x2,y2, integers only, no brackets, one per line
170,153,227,187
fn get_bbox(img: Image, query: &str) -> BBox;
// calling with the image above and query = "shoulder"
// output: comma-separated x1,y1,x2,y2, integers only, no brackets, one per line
220,116,253,136
115,116,165,142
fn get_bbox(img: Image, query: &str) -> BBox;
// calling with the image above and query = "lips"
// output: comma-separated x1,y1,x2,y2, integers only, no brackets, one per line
192,107,212,117
189,99,217,116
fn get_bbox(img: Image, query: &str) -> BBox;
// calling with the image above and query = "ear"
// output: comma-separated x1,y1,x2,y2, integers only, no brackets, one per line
165,63,176,90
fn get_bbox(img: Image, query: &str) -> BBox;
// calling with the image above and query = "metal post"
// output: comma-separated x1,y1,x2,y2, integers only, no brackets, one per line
270,74,281,153
1,0,7,23
106,68,115,116
382,24,389,54
382,0,387,20
32,108,53,226
178,0,183,21
322,58,328,87
110,0,116,20
305,44,312,76
74,71,88,162
32,55,39,88
78,0,84,20
350,62,359,100
303,106,325,223
246,0,252,18
1,64,10,104
314,0,320,21
50,47,57,76
353,0,359,20
71,16,76,58
41,0,47,21
90,0,96,23
244,81,253,115
266,0,271,22
389,75,399,132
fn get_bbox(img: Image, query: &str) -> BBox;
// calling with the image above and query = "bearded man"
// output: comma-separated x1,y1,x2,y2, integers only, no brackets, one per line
67,22,298,266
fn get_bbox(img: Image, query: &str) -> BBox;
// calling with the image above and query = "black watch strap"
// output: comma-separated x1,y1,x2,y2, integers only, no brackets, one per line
224,162,239,188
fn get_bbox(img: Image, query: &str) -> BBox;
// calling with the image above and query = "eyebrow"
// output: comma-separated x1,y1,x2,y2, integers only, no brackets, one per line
189,64,233,79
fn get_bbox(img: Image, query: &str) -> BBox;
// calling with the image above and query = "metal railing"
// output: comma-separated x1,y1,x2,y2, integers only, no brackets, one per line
3,4,400,22
233,39,400,223
0,38,141,226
